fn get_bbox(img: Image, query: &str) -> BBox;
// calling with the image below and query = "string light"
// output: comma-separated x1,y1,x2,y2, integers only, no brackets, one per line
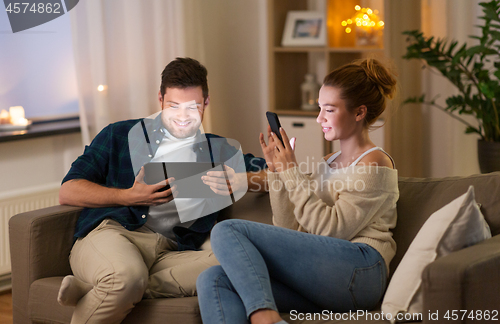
341,5,384,35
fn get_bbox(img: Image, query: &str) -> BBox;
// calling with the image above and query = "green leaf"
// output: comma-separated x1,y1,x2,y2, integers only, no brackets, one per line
488,30,500,40
466,45,498,55
465,126,481,135
402,95,426,104
479,82,496,99
447,41,459,55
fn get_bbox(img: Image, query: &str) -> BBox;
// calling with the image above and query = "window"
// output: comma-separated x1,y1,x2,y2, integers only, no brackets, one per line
0,10,79,119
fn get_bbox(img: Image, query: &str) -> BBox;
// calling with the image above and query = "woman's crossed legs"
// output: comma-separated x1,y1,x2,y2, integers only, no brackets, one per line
197,219,386,324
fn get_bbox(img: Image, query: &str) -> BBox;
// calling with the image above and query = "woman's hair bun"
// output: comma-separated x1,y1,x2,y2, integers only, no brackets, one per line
360,58,397,100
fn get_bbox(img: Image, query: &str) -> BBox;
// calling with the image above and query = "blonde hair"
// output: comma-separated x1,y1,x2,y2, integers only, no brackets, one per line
323,58,397,127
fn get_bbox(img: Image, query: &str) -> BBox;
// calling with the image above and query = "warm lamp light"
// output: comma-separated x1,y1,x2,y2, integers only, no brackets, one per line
97,85,107,92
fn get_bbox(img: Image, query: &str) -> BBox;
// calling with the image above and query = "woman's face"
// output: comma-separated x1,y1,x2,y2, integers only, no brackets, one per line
316,85,358,142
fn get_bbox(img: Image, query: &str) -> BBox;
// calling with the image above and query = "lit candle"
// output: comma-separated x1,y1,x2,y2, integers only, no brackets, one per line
0,109,9,124
9,106,26,125
16,118,29,126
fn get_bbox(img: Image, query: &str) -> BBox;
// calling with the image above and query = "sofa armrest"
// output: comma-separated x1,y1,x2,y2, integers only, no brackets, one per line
422,234,500,323
9,205,82,324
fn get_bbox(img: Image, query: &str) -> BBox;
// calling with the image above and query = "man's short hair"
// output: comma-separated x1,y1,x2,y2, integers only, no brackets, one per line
160,57,209,100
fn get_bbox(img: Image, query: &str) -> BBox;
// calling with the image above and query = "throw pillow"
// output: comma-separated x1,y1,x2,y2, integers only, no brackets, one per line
381,185,491,322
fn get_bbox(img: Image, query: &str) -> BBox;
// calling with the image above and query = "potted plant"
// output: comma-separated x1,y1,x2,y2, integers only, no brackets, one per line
402,0,500,173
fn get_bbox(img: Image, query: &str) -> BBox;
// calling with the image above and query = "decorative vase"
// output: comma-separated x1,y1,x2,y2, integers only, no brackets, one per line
477,140,500,173
300,73,319,111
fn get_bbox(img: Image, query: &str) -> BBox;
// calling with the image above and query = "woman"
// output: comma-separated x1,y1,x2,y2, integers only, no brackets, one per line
196,58,399,324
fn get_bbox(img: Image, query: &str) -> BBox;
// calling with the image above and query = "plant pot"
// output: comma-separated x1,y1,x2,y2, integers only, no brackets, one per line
477,140,500,173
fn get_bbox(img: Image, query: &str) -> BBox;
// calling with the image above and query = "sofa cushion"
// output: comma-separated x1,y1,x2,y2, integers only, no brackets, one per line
382,186,491,321
29,277,202,324
218,191,273,224
29,277,73,324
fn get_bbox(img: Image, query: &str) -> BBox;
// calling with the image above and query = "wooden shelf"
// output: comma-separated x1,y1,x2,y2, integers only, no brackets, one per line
274,47,327,53
327,46,384,53
274,46,383,53
275,110,319,117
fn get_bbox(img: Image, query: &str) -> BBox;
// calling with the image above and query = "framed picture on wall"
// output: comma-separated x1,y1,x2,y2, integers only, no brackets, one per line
281,11,327,47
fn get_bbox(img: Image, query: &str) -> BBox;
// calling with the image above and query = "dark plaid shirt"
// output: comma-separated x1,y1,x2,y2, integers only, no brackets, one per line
63,115,266,250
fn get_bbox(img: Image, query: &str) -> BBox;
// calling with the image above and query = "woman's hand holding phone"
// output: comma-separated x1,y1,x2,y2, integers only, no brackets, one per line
260,125,278,172
260,125,297,173
270,127,298,172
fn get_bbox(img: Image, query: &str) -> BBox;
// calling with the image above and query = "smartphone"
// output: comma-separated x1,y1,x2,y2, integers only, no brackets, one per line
266,111,284,146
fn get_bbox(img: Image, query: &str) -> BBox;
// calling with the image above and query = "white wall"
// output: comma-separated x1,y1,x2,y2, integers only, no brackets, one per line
420,0,482,177
0,134,83,195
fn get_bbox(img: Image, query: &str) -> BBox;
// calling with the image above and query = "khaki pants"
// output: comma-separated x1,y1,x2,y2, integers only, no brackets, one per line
68,219,219,324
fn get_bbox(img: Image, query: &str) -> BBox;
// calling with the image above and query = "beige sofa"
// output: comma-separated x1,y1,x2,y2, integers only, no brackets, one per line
9,172,500,324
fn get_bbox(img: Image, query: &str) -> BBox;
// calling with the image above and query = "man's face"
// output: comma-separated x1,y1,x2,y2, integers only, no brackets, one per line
160,86,208,139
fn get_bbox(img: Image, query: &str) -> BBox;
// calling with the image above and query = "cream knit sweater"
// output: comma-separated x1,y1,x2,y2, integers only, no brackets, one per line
267,161,399,271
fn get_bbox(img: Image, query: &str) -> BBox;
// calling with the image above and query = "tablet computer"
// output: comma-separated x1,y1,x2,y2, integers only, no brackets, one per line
143,162,226,198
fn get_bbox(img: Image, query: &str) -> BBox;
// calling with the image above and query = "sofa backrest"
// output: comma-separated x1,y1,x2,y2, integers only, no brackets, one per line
392,172,500,276
220,172,500,278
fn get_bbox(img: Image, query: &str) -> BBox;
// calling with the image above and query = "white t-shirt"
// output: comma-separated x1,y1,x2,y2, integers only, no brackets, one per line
145,128,205,241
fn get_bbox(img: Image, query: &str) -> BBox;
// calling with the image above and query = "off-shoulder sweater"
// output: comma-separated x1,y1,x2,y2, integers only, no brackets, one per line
267,161,399,271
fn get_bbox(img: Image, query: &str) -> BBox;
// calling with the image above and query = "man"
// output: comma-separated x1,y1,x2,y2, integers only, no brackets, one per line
57,57,267,323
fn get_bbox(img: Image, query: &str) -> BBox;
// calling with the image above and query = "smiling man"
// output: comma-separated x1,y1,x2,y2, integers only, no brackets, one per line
161,94,204,139
56,57,267,324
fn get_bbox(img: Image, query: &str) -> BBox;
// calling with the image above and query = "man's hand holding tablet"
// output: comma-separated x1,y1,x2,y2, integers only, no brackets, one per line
129,166,176,206
202,165,247,196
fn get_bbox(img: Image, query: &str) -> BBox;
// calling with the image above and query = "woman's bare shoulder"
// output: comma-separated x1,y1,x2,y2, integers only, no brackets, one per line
358,150,394,169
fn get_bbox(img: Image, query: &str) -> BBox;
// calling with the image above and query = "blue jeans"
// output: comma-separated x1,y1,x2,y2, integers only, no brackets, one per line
196,219,387,324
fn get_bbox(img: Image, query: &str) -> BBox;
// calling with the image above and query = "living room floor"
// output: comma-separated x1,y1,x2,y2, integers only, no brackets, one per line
0,291,13,324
